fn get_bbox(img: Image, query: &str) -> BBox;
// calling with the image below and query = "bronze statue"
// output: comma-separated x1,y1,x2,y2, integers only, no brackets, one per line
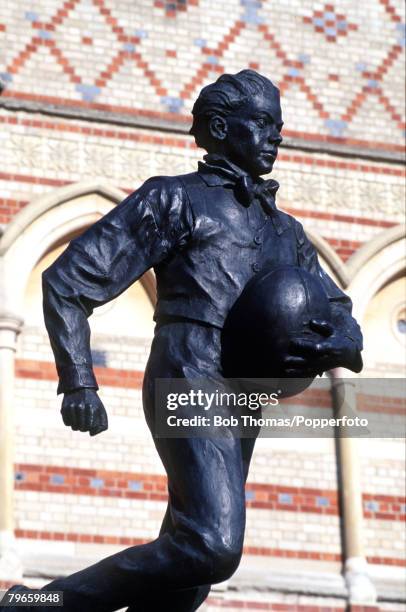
1,70,362,612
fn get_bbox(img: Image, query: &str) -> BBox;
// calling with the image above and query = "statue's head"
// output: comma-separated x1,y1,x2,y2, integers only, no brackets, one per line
190,69,283,178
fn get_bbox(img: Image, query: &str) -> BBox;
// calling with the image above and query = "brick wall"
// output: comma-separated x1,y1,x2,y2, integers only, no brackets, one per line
0,0,404,148
0,1,405,610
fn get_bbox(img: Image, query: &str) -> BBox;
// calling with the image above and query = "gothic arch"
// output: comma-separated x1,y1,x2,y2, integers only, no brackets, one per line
0,181,157,318
346,225,405,321
305,229,349,287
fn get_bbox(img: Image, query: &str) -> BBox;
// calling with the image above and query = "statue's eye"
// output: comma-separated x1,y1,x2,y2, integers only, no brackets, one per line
256,118,267,128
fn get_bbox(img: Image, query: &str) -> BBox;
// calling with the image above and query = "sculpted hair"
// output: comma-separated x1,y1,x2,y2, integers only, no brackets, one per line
190,69,279,150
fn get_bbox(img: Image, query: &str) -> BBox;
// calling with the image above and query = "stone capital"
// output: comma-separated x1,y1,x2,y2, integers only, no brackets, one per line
0,313,24,351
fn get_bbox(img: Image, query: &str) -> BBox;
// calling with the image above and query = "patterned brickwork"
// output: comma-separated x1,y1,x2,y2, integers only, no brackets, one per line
303,5,358,43
1,1,405,605
12,346,406,571
0,110,404,251
13,463,406,523
0,0,405,148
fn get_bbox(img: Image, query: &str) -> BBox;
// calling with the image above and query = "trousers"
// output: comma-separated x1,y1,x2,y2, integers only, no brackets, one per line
42,319,258,611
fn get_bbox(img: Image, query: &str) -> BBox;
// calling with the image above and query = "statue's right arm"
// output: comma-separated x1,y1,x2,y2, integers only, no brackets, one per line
42,177,193,435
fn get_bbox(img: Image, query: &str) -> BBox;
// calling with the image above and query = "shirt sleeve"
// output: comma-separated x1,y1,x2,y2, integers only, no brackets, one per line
294,219,363,372
42,176,194,394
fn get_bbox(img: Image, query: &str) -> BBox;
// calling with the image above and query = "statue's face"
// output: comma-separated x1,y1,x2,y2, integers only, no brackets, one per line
223,91,283,177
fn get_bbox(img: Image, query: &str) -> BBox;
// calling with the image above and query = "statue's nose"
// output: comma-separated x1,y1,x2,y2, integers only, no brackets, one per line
269,128,283,145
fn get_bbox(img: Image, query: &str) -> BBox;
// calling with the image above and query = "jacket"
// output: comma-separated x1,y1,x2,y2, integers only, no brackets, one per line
42,159,362,393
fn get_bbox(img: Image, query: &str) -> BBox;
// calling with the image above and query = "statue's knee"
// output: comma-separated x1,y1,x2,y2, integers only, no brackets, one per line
198,537,243,584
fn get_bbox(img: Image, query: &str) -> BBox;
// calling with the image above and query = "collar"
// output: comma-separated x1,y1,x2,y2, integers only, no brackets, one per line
197,154,279,197
197,154,285,233
197,154,251,187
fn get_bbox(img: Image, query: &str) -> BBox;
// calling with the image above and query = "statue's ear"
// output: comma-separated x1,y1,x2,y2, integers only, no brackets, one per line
208,115,227,141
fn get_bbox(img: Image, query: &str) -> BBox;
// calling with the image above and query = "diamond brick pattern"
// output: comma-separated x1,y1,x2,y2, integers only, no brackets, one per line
0,0,404,147
303,4,358,42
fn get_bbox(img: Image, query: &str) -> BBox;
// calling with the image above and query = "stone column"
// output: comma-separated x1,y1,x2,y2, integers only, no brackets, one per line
330,369,377,606
0,313,24,580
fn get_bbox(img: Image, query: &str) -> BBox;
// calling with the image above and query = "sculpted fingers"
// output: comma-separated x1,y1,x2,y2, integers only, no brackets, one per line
61,400,88,431
60,404,70,426
61,403,76,427
84,404,98,432
75,403,87,431
100,406,108,431
283,349,331,377
289,338,318,356
89,424,103,437
89,407,108,437
290,338,332,357
283,355,308,367
67,413,78,430
61,389,108,435
74,403,100,432
309,319,334,337
285,368,317,377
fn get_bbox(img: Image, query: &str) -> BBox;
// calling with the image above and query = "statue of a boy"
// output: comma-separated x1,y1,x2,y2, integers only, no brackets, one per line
2,70,362,612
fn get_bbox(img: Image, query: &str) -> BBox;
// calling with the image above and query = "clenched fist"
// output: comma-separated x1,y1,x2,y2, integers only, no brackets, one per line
61,388,108,436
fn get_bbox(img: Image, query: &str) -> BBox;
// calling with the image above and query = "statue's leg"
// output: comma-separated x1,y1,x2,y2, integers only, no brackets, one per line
38,322,258,612
125,505,210,612
126,437,257,612
40,435,248,612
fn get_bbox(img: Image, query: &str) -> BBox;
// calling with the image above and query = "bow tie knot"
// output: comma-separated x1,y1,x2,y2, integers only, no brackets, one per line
234,175,279,215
